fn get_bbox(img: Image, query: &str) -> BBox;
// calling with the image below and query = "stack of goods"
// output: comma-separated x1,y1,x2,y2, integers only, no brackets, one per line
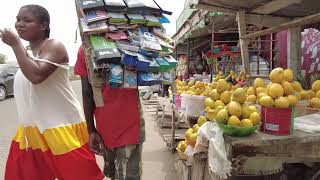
246,68,300,135
175,71,246,96
76,0,177,87
203,81,261,137
309,80,320,109
176,115,207,155
247,68,300,108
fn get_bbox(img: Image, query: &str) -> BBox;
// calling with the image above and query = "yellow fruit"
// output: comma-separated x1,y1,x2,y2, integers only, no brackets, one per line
270,67,284,83
310,97,320,109
248,105,258,113
227,101,243,117
219,71,224,76
188,80,195,87
312,80,320,92
242,105,257,118
266,82,272,93
316,90,320,98
193,124,200,133
291,81,302,92
212,106,224,120
253,78,265,88
211,82,218,89
197,116,207,127
307,90,316,99
247,87,256,95
246,95,257,103
241,119,253,128
268,83,284,99
217,79,230,94
195,81,202,88
282,81,294,96
259,95,274,107
195,88,202,95
284,69,294,82
179,141,188,152
204,107,211,112
216,109,229,124
228,116,241,127
220,91,232,104
190,133,197,147
232,88,247,104
274,97,290,108
204,97,215,109
207,108,216,121
300,90,310,100
257,93,267,100
185,128,193,141
287,95,298,106
250,112,261,126
209,89,220,101
215,100,225,108
256,87,267,95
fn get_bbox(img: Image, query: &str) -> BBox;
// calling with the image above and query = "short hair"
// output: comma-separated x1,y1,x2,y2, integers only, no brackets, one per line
22,4,50,38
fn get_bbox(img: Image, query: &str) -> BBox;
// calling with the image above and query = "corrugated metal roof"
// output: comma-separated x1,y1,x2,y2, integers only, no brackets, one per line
197,0,320,17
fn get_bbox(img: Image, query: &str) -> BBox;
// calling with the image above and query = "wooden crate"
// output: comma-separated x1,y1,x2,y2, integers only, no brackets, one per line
295,101,320,117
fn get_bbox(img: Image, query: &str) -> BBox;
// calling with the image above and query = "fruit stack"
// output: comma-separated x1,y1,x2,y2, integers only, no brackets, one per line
309,80,320,109
204,84,261,136
248,68,301,108
176,116,207,154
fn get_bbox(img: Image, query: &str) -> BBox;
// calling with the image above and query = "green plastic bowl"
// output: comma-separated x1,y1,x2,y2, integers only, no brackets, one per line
218,123,261,137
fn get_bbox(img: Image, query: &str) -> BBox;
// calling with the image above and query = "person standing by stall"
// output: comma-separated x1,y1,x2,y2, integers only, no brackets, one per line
75,45,145,180
2,5,103,180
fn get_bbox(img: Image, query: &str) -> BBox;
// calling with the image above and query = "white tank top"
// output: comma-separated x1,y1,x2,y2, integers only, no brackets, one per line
13,43,84,133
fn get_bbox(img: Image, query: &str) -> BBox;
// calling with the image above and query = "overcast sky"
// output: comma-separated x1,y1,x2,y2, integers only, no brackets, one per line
0,0,185,65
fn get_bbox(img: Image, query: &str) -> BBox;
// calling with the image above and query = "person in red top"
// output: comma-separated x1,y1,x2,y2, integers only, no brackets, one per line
74,45,145,180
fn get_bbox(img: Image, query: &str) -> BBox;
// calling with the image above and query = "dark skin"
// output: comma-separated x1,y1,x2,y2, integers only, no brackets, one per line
0,7,68,84
81,76,104,155
1,6,104,155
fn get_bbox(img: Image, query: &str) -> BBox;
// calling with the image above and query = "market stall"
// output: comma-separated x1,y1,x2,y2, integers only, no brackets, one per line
171,0,320,179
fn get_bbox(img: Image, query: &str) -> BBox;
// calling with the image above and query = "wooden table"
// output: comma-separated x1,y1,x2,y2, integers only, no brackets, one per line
225,130,320,161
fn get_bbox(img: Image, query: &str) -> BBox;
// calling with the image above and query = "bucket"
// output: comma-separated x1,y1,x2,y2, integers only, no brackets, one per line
180,94,188,112
173,94,181,110
260,107,294,136
184,94,206,117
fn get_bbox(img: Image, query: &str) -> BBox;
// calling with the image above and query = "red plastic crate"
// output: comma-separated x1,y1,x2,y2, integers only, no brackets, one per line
260,107,294,136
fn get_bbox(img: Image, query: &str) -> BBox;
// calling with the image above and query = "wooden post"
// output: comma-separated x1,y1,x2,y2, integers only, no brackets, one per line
187,39,190,78
171,104,176,152
287,27,301,77
211,21,215,82
270,33,274,71
237,11,251,75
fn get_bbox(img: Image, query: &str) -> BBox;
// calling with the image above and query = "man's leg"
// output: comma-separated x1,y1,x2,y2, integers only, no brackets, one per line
114,144,143,180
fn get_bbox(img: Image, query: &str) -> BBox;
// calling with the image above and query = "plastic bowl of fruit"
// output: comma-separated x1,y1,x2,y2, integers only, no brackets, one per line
217,123,261,137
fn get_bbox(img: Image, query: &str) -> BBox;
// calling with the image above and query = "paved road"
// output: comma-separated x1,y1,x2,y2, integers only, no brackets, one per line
0,80,177,180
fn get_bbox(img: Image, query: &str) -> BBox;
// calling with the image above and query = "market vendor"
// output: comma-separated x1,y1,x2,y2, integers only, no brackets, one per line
75,45,145,180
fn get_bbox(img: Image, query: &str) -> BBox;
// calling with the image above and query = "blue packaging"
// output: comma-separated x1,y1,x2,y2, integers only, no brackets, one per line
121,50,138,67
136,54,151,72
108,64,123,87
